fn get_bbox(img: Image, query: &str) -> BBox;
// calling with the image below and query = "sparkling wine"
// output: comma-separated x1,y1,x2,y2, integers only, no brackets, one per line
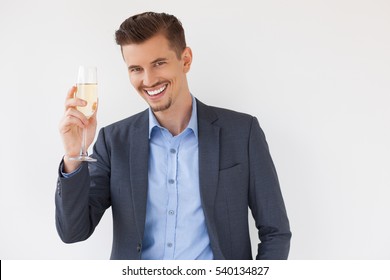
75,83,97,118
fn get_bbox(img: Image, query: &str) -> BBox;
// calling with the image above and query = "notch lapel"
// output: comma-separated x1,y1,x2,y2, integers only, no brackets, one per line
196,100,225,259
129,110,149,242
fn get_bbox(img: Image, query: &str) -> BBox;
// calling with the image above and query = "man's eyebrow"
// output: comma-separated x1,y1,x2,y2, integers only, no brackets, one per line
128,64,141,70
151,57,168,64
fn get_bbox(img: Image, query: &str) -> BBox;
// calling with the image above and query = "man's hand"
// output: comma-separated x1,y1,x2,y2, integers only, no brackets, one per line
59,86,98,173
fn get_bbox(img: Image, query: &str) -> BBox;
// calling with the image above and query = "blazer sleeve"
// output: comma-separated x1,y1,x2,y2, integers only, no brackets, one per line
248,117,292,259
55,128,111,243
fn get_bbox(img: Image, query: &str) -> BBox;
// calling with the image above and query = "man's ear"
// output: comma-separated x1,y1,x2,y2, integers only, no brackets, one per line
182,47,193,73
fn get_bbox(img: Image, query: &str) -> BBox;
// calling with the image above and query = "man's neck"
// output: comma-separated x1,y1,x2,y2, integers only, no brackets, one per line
153,92,193,136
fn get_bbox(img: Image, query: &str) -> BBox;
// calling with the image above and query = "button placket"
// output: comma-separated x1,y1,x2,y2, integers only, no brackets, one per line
163,137,179,259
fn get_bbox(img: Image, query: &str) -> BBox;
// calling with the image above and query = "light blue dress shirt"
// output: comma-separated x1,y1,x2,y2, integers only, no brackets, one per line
141,96,213,260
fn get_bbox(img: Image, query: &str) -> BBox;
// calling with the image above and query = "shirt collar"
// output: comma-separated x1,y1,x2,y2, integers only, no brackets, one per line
148,95,198,139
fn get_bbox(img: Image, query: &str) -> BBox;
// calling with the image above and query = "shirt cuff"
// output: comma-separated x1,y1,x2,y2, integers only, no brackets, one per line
60,160,82,178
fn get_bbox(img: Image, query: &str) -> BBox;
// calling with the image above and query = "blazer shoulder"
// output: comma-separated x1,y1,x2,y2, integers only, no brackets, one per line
197,99,257,129
103,109,148,133
211,105,254,120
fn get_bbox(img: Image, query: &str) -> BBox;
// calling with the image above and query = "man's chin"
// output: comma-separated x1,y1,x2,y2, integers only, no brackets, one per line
150,98,172,113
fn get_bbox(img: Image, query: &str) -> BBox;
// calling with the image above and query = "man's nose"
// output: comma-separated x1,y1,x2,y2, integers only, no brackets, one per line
142,70,157,87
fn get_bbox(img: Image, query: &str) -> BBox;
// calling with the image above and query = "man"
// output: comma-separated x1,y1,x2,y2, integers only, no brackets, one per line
56,12,291,260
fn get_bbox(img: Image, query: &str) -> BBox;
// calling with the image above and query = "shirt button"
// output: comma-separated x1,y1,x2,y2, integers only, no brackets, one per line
170,148,176,154
168,210,175,215
168,179,175,184
167,243,173,248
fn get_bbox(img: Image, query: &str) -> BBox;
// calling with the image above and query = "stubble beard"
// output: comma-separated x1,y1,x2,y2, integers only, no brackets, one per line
150,97,173,113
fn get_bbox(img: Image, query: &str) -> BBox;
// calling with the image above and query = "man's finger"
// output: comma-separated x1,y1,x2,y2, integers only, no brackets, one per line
65,85,77,100
65,97,87,110
64,108,89,126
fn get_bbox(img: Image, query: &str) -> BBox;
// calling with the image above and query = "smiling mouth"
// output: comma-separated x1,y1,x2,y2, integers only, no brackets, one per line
144,84,168,97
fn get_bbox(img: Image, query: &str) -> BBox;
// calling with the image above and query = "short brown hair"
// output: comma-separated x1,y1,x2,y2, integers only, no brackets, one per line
115,12,187,59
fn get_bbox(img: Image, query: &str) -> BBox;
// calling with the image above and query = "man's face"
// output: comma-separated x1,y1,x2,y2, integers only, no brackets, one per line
122,34,191,113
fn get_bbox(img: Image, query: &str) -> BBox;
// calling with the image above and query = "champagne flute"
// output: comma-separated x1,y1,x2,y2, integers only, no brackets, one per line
68,66,98,162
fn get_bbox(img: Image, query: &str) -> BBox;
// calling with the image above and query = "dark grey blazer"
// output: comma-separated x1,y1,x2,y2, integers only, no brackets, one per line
55,99,291,260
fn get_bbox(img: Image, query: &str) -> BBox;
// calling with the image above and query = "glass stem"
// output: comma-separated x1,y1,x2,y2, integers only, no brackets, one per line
81,127,87,157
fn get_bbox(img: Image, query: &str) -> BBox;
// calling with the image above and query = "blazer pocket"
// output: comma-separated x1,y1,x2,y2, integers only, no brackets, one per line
218,163,247,208
219,163,241,172
219,164,243,190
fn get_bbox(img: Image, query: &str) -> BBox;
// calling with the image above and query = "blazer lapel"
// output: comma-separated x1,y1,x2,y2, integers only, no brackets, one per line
196,100,225,259
129,110,149,242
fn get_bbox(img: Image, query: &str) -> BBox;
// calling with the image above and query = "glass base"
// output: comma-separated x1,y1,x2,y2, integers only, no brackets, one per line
68,155,97,162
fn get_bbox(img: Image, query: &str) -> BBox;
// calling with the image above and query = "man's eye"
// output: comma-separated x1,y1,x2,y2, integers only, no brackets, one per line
155,61,166,67
130,67,141,73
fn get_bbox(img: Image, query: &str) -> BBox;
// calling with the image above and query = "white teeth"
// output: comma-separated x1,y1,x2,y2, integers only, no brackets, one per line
146,85,166,96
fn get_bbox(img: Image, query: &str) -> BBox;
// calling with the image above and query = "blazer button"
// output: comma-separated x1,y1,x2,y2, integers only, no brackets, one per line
57,181,61,196
137,243,142,253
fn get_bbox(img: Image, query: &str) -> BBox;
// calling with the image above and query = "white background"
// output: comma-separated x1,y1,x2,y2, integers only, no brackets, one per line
0,0,389,259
